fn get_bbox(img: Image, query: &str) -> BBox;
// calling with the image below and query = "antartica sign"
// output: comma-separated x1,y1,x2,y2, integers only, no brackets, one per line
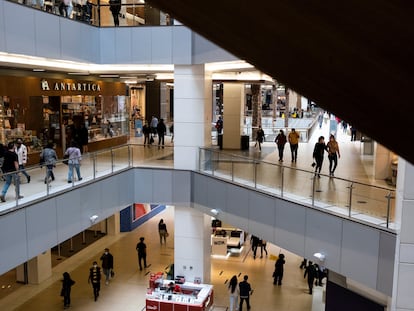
41,79,101,92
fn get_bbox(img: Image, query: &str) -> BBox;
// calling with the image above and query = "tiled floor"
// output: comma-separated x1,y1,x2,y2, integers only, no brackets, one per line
0,121,391,310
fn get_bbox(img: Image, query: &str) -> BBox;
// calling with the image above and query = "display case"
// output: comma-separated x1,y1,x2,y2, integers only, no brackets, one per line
146,279,214,311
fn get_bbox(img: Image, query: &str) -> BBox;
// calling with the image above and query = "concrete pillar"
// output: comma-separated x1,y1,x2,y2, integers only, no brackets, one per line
174,206,211,283
391,158,414,310
107,213,120,236
251,84,261,140
173,65,212,170
16,250,52,284
222,83,245,149
374,143,392,180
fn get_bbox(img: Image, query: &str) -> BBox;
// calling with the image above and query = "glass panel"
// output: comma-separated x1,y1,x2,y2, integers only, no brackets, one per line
112,145,130,171
351,184,394,226
213,153,233,180
282,167,314,206
94,149,112,176
255,161,282,195
232,158,256,188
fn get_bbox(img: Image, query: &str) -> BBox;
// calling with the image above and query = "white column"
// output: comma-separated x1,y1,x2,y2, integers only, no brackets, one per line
374,143,393,180
391,158,414,310
107,213,120,236
174,206,211,283
222,83,245,149
174,65,212,170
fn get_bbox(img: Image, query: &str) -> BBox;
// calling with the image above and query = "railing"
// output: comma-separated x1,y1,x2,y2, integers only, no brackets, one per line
198,147,396,230
7,0,174,27
0,143,173,215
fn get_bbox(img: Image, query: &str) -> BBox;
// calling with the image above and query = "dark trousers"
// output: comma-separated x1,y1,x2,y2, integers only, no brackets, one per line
138,253,147,270
274,271,283,285
277,146,285,160
63,289,71,306
158,134,165,147
111,11,120,26
290,143,298,161
328,154,338,174
239,296,251,310
92,282,100,300
307,277,314,294
315,157,323,174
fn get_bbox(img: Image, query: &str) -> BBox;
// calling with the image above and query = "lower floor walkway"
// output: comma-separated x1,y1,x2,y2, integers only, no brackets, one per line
0,206,324,311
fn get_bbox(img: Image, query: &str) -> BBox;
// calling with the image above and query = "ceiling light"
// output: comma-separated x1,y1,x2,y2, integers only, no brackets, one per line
33,68,45,72
99,74,119,78
68,72,90,75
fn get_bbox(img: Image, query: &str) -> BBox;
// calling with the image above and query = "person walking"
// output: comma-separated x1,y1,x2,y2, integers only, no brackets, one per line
40,142,57,184
88,261,101,301
0,142,23,202
239,275,253,311
143,121,151,146
288,128,300,162
157,118,167,149
15,138,31,183
100,248,114,285
304,261,317,294
275,129,287,162
259,239,268,258
228,275,239,311
61,272,75,309
109,0,121,26
254,126,265,151
273,253,285,285
250,235,260,259
312,136,327,178
65,141,82,183
158,219,168,245
327,134,341,177
136,237,147,270
150,116,158,136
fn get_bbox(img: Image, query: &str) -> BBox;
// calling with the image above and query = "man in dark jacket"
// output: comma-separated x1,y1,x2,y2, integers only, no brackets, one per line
100,248,114,285
239,275,253,311
157,118,167,149
136,237,147,270
304,261,317,294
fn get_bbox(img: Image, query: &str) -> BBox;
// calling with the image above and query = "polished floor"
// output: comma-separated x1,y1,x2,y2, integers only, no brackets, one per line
0,120,391,310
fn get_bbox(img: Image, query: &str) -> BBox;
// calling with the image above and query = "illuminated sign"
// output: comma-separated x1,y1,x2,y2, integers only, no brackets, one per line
41,79,101,92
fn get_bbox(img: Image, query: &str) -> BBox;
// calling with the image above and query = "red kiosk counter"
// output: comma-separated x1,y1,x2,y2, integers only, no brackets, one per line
146,280,214,311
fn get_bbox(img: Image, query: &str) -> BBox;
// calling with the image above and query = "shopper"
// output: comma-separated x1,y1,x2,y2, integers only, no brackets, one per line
157,118,167,149
109,0,121,26
304,261,317,295
327,134,341,177
100,248,114,285
61,272,75,309
79,123,89,154
275,129,287,162
288,128,300,162
254,126,265,151
65,141,82,183
15,138,31,183
239,275,253,311
273,253,285,285
215,116,223,134
228,275,238,311
259,239,268,258
158,219,168,245
0,142,23,202
312,136,327,178
250,235,260,259
136,237,147,271
40,142,57,184
150,116,158,136
88,261,101,301
143,121,151,146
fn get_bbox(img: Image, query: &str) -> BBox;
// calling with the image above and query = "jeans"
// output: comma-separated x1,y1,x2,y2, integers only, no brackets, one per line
19,164,30,180
229,294,238,311
277,145,285,160
328,154,338,174
1,173,20,198
68,163,81,182
103,268,111,282
290,144,298,161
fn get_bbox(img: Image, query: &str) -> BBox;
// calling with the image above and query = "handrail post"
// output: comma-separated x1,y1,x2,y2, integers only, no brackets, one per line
93,152,96,179
111,148,114,173
128,144,131,167
386,191,393,228
254,161,257,189
348,182,354,217
231,156,234,182
281,166,284,197
311,172,316,206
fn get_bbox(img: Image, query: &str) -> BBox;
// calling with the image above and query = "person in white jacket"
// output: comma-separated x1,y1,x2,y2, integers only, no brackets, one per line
15,138,31,183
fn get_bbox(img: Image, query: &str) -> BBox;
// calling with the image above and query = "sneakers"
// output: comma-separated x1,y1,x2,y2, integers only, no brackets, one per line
0,195,5,202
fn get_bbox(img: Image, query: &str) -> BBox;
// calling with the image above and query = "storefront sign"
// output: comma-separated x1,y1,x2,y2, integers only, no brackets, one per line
41,79,101,92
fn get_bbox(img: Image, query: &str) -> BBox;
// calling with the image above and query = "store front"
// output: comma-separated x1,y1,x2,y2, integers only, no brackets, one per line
0,75,129,165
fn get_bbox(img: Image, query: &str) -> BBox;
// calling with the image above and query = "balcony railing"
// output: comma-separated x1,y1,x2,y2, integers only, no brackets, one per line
198,147,396,230
7,0,174,27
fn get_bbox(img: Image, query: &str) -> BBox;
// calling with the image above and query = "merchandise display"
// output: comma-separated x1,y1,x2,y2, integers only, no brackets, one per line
146,276,214,311
211,227,244,256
